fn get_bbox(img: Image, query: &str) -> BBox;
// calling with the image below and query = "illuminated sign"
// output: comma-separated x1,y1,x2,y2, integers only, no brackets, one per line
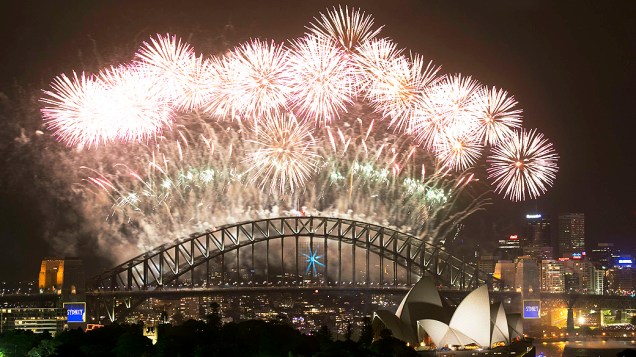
558,258,570,261
509,235,518,240
526,214,542,219
572,253,582,260
63,302,86,323
523,300,541,319
619,259,633,264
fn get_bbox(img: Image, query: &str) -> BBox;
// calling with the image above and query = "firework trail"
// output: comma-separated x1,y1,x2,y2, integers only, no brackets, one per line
37,6,559,261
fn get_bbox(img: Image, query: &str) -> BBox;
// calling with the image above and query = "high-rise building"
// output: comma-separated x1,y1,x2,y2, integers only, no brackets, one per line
498,235,522,260
590,267,605,295
589,242,619,268
524,214,552,260
541,260,565,293
562,258,592,294
514,256,540,296
558,213,585,258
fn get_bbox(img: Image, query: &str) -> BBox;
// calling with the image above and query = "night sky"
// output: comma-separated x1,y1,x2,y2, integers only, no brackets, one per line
0,0,634,281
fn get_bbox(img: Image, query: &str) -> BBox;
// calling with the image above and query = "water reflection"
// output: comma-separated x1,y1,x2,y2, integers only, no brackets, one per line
535,340,636,357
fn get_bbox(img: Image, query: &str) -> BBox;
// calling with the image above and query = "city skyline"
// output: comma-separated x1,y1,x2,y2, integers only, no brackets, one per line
0,0,634,281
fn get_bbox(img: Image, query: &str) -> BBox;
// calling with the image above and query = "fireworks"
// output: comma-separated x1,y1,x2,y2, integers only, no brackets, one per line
206,40,292,120
288,35,358,125
487,129,559,201
37,6,560,260
41,68,173,147
244,113,319,193
473,87,522,145
365,54,440,132
308,6,383,51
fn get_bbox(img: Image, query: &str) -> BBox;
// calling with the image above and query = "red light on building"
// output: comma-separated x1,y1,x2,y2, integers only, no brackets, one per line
558,257,570,261
509,235,518,240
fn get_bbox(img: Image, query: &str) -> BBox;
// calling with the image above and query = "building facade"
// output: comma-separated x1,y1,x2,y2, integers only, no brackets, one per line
558,213,585,258
541,260,565,293
0,308,67,336
524,214,552,260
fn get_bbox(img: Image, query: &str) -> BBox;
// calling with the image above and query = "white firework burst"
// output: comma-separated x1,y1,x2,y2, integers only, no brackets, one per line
413,74,481,150
365,54,440,132
41,71,116,146
308,6,383,51
205,40,292,120
135,34,195,105
288,35,357,125
244,113,320,193
435,129,484,171
487,129,559,201
473,86,523,146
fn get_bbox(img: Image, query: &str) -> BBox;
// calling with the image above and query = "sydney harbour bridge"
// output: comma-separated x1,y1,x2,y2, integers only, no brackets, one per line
3,216,632,323
86,216,501,322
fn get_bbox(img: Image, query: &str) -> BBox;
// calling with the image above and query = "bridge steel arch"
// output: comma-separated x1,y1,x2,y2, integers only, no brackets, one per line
90,216,494,292
88,216,496,321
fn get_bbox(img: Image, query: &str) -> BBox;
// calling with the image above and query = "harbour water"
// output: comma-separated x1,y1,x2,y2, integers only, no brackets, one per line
534,340,636,357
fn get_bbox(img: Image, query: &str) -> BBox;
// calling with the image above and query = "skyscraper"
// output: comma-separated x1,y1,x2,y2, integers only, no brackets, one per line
524,214,552,260
558,213,585,258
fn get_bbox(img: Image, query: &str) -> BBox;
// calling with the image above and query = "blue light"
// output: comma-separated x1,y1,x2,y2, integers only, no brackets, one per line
303,247,325,276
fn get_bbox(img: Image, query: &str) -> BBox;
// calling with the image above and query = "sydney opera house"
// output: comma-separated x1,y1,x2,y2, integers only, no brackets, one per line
373,277,525,350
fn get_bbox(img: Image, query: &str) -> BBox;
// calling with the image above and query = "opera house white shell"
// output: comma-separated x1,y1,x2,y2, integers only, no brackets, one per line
373,277,523,349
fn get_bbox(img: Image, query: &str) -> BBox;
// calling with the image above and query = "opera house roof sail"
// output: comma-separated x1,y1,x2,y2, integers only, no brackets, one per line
373,277,523,349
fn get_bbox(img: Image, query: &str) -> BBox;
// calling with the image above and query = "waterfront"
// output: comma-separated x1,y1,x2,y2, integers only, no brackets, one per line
535,340,636,357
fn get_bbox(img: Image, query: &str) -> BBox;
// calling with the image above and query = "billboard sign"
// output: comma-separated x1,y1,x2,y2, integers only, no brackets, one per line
523,300,541,319
64,302,86,323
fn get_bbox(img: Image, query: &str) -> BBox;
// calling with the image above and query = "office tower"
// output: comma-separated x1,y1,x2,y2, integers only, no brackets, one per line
563,258,592,294
558,213,585,258
590,242,619,268
541,260,565,293
498,235,523,260
524,214,552,260
590,267,605,295
514,256,540,296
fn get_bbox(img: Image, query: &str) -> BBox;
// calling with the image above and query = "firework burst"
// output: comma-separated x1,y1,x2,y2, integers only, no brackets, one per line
412,74,481,150
365,54,440,132
41,72,115,147
244,113,319,193
435,130,483,171
487,129,559,201
308,6,383,51
97,65,174,142
288,35,358,124
473,87,523,145
206,40,293,120
135,34,196,106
